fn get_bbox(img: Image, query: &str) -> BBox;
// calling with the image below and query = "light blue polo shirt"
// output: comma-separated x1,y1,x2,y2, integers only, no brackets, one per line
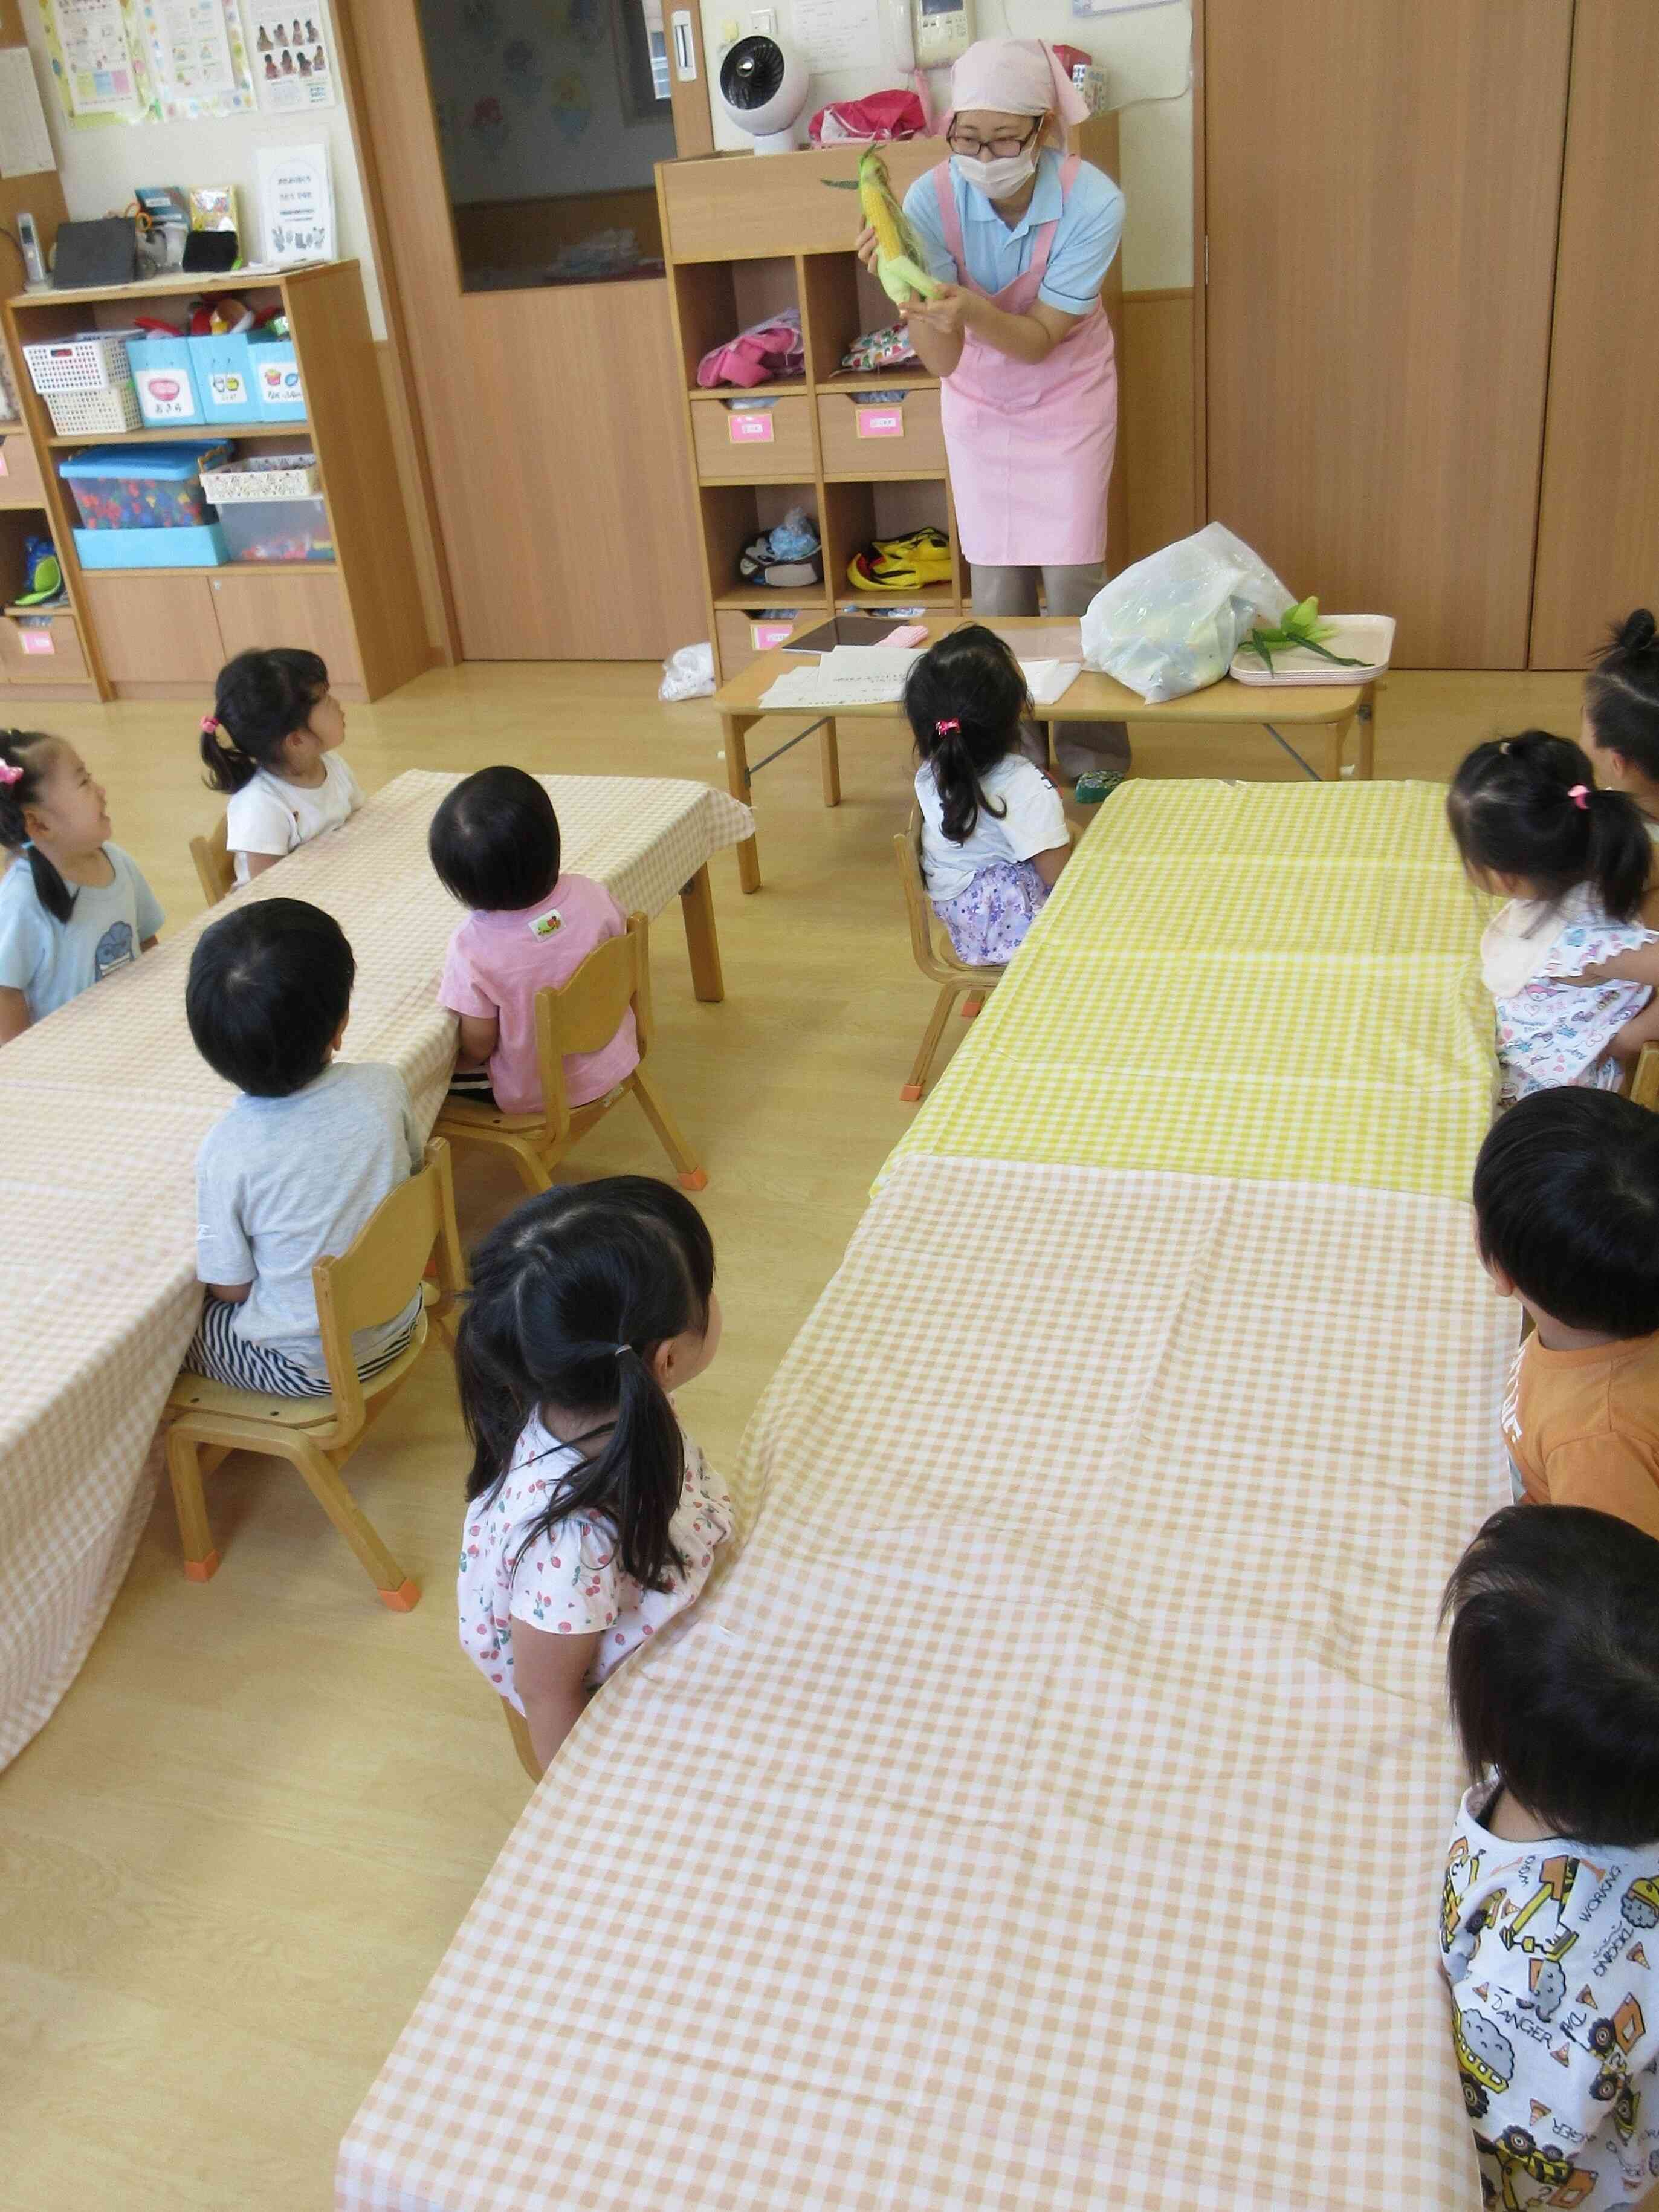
902,149,1124,314
0,842,163,1020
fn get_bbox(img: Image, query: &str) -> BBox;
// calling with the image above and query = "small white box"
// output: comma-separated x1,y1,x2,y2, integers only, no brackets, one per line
201,452,322,503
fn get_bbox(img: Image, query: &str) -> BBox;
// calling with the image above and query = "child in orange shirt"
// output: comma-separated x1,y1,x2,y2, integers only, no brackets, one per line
1474,1086,1659,1539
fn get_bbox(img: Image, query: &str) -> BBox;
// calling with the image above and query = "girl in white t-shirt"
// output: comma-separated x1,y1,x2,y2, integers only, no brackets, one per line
456,1175,731,1780
906,624,1071,964
199,647,361,886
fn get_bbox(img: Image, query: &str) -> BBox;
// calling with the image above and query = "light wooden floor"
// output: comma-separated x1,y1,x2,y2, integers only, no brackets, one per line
0,660,1582,2210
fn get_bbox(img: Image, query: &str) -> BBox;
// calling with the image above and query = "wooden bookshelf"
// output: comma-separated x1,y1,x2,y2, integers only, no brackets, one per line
655,118,1123,684
3,261,431,702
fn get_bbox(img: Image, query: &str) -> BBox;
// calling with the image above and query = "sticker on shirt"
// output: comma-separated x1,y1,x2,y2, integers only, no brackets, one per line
526,907,563,938
94,920,136,981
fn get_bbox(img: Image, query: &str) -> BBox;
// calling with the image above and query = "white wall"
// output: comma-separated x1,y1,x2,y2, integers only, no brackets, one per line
698,0,1193,290
16,0,387,334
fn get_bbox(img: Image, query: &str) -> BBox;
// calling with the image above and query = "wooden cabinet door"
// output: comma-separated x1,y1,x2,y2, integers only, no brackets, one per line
209,571,364,692
1204,1,1574,667
1530,1,1659,667
77,575,222,685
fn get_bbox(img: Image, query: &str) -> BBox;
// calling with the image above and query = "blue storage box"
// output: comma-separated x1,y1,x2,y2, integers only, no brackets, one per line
251,337,305,421
74,522,229,569
60,441,230,529
192,334,260,423
123,335,203,427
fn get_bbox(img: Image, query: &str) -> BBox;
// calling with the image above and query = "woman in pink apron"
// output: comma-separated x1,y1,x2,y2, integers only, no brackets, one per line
859,39,1126,780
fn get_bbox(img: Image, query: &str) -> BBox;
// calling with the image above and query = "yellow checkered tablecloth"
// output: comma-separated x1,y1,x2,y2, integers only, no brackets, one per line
339,1155,1507,2212
884,780,1496,1201
0,771,752,1771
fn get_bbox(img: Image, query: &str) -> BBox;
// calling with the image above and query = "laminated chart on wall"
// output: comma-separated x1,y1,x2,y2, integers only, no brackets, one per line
39,0,159,123
242,0,336,113
138,0,254,118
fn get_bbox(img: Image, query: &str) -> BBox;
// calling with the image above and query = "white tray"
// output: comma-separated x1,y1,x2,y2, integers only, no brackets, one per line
1229,613,1394,686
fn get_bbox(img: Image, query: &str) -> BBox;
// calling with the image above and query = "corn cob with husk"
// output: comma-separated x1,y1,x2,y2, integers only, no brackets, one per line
823,148,941,308
1242,597,1366,674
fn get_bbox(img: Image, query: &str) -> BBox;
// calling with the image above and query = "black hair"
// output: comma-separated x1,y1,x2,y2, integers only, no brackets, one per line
1474,1088,1659,1335
457,1176,715,1592
1443,1505,1659,1849
1586,609,1659,784
0,729,74,924
200,647,330,794
428,765,561,913
1446,729,1650,923
904,624,1030,845
184,897,355,1097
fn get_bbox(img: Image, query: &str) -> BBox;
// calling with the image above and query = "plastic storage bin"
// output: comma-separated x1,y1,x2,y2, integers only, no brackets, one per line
125,335,203,427
74,523,229,569
201,451,321,502
192,334,260,423
218,494,332,563
251,339,305,421
60,441,231,529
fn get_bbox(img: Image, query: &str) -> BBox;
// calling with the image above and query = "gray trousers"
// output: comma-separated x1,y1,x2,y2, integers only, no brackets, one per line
971,561,1131,778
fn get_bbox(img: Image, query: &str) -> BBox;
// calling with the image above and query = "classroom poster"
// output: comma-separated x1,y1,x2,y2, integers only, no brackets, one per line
255,140,331,262
40,0,158,123
139,0,254,118
242,0,336,112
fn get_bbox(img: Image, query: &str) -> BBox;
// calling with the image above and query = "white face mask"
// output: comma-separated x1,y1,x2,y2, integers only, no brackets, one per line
954,148,1037,201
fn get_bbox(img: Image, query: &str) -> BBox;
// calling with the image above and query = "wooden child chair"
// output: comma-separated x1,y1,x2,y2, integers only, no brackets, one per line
433,910,706,1195
892,808,1009,1101
163,1137,467,1610
1632,1045,1659,1111
190,815,234,906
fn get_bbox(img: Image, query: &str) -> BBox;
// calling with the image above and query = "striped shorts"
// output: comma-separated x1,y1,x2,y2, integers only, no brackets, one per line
183,1292,416,1400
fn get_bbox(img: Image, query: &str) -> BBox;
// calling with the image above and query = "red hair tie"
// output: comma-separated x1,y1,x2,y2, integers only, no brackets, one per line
935,718,960,738
201,714,219,737
1569,783,1589,809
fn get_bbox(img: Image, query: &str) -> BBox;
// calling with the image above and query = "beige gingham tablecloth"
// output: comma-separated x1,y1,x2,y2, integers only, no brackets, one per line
0,773,752,1769
885,780,1497,1202
338,1153,1510,2212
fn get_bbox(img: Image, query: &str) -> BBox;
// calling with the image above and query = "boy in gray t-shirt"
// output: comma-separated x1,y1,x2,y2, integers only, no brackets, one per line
183,897,422,1396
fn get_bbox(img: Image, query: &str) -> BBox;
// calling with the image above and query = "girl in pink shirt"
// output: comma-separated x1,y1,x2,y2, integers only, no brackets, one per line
431,766,639,1113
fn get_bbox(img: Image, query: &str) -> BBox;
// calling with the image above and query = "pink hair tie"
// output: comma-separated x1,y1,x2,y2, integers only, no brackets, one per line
201,714,219,737
0,761,21,787
1569,783,1590,809
936,718,960,738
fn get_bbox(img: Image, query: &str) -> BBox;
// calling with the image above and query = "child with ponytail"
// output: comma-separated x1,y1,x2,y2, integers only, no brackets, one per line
1448,731,1659,1105
455,1176,731,1777
1584,608,1659,834
0,730,162,1044
904,624,1072,965
199,647,360,886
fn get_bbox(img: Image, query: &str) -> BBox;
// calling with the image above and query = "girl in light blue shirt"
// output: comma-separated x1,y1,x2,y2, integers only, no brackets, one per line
0,730,163,1044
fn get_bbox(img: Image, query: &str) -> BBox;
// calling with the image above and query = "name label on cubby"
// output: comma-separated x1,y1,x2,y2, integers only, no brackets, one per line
19,627,54,655
751,620,794,650
728,411,775,445
856,406,904,439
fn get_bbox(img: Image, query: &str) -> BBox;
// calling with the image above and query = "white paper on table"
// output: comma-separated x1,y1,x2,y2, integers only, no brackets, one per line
0,50,54,175
789,0,880,77
241,0,336,112
1021,660,1082,707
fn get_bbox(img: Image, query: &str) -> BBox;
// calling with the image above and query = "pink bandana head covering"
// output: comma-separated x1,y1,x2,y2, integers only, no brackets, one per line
942,37,1090,139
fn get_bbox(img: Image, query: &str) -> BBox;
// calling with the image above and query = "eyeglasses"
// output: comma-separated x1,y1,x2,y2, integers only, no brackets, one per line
947,120,1039,161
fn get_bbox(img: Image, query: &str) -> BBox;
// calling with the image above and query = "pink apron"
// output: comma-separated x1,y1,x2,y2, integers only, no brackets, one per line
931,156,1117,568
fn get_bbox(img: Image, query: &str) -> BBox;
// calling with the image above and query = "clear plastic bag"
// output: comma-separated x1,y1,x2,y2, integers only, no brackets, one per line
1081,523,1292,704
658,642,715,702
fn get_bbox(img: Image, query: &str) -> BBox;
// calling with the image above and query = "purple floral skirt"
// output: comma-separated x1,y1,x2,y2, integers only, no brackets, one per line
932,857,1050,965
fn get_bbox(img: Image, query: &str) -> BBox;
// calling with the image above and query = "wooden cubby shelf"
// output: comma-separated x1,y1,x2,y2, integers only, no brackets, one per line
2,259,429,702
657,115,1121,685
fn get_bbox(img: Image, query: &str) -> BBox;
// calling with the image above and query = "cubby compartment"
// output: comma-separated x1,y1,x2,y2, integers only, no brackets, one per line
714,604,808,678
691,392,816,483
800,251,927,387
0,430,45,508
671,255,801,395
817,386,945,478
0,609,88,684
698,481,826,609
822,477,957,609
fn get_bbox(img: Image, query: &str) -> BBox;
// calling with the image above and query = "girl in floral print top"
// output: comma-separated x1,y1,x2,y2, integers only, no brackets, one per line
1448,732,1659,1107
456,1176,731,1777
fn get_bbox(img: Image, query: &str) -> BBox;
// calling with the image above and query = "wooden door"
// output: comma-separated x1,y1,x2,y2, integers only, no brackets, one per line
1203,1,1574,668
343,0,704,660
1531,2,1659,668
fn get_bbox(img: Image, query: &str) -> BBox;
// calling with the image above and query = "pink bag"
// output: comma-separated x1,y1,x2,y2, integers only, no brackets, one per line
808,90,928,146
696,307,804,390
